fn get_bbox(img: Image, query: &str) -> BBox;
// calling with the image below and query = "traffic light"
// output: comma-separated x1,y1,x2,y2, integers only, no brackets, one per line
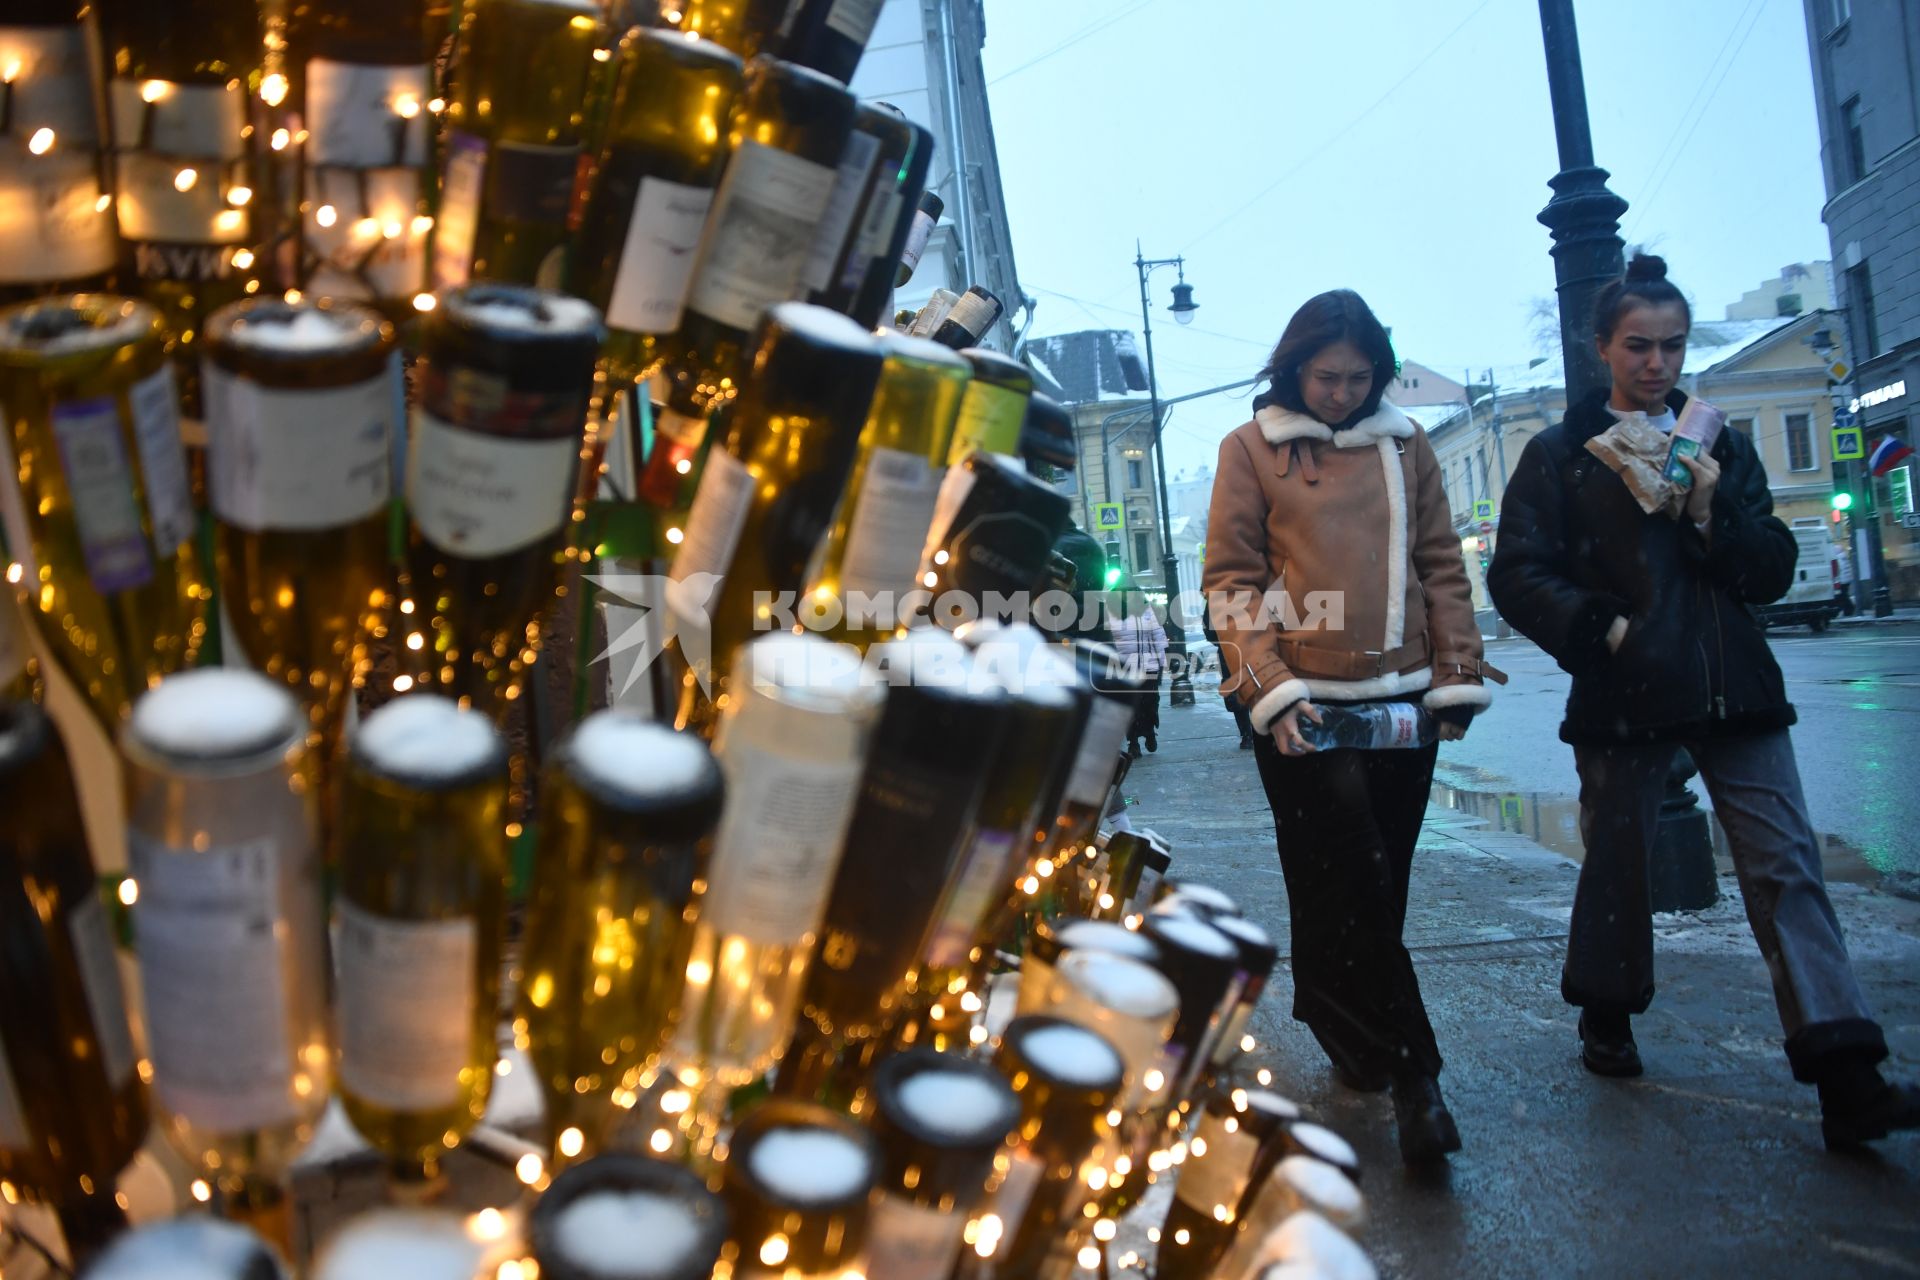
1831,490,1854,513
1102,539,1124,589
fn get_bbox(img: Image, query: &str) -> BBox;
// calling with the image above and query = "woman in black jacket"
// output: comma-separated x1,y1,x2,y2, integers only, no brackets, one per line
1488,255,1917,1150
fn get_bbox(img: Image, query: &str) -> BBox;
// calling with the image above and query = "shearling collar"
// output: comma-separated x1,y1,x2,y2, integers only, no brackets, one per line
1254,399,1416,448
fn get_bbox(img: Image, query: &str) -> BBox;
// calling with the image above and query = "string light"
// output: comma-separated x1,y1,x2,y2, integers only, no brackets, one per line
270,127,291,150
27,128,53,155
172,167,197,192
140,80,168,103
260,73,288,107
227,185,253,206
413,293,437,312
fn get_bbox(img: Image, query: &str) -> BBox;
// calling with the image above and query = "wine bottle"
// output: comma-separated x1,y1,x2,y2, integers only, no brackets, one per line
0,295,205,728
833,112,936,328
569,28,743,386
86,1218,288,1280
779,0,883,83
290,0,437,312
721,1099,880,1280
431,0,600,291
1138,913,1242,1109
1093,830,1151,921
1151,879,1239,918
918,452,1071,614
943,350,1030,465
1212,1153,1365,1276
203,297,398,749
530,1153,731,1280
334,694,509,1185
404,284,601,724
972,1016,1125,1280
1206,915,1279,1074
311,1207,522,1277
1016,917,1160,1018
0,2,117,304
781,628,1009,1099
671,0,795,60
912,630,1084,1047
902,287,956,339
0,699,145,1266
1125,834,1172,917
98,0,265,412
642,57,856,503
802,331,968,650
515,713,724,1155
1018,392,1076,482
1231,1210,1374,1280
665,303,883,731
893,188,942,287
795,102,895,310
929,287,1005,351
667,632,879,1105
1155,1088,1305,1280
0,590,37,700
1031,640,1138,885
120,669,330,1204
865,1049,1020,1280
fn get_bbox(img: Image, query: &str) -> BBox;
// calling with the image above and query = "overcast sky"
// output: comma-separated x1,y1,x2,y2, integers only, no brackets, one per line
979,0,1831,476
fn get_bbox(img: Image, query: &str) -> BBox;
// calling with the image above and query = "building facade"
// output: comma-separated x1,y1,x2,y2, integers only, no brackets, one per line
850,0,1028,351
1802,0,1920,595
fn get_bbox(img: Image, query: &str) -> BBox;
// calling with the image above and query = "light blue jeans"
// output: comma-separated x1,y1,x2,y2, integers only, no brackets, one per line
1566,730,1887,1081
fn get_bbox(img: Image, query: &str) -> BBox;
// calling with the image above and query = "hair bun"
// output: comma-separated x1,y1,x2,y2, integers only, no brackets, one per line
1625,253,1669,283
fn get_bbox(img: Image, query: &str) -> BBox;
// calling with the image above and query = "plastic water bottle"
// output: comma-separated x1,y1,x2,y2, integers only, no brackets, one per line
1298,701,1436,750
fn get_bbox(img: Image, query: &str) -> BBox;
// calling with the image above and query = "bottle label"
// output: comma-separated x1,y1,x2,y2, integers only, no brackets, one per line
0,1025,25,1149
702,741,866,944
431,131,488,291
802,130,882,292
335,900,477,1113
898,207,937,276
1172,1109,1259,1217
947,382,1026,465
51,395,153,593
1381,702,1424,748
669,449,753,589
826,0,886,41
305,59,433,168
1210,1001,1255,1067
1064,697,1132,807
923,827,1016,970
205,365,395,533
130,365,196,554
840,183,902,291
839,447,941,599
69,894,138,1090
406,408,577,558
8,24,101,146
865,1193,967,1280
986,1150,1046,1244
686,140,839,333
0,155,117,283
302,165,430,302
597,554,667,717
918,461,977,569
107,80,249,252
130,832,298,1133
606,177,716,335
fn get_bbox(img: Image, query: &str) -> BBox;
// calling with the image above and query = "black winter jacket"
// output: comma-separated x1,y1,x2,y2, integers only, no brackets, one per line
1487,389,1798,745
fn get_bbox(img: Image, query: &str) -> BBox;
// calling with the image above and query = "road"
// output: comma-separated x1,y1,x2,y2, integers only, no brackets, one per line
1433,621,1920,897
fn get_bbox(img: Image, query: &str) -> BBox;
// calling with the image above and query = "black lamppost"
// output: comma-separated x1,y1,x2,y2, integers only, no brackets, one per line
1135,242,1199,707
1536,0,1716,911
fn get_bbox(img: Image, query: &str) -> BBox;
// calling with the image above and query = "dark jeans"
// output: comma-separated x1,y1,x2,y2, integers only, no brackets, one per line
1129,670,1162,746
1567,731,1886,1081
1252,735,1444,1080
1226,691,1256,744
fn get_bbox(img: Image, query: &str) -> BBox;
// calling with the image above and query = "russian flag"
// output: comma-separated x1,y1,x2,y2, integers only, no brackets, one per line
1869,434,1915,476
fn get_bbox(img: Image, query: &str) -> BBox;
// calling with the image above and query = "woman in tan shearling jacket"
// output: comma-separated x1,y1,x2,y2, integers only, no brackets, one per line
1203,289,1501,1166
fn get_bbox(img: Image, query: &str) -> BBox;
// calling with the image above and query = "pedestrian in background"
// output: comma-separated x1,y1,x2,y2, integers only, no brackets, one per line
1832,542,1857,617
1487,253,1919,1149
1204,289,1500,1165
1112,583,1167,756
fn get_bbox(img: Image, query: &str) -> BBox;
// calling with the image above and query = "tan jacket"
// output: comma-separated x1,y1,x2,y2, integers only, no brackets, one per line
1202,399,1500,733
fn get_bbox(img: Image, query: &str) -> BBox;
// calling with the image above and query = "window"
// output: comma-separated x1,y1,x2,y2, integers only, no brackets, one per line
1132,531,1152,569
1848,261,1881,357
1126,458,1144,490
1842,97,1867,183
1729,416,1754,438
1785,413,1815,471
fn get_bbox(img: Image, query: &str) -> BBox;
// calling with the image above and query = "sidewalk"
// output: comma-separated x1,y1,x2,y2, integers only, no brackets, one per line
1125,694,1920,1279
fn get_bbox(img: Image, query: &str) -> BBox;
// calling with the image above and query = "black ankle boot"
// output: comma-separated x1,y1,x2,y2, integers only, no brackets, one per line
1390,1073,1461,1165
1578,1009,1643,1078
1818,1059,1920,1150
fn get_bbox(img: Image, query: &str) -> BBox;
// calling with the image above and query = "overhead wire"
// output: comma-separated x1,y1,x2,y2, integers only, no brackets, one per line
987,0,1163,87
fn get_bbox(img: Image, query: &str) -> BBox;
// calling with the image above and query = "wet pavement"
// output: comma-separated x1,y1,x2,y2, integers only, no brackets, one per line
1123,673,1920,1279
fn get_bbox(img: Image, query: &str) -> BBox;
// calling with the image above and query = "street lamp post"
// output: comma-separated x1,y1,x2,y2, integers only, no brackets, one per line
1536,0,1716,911
1135,241,1199,707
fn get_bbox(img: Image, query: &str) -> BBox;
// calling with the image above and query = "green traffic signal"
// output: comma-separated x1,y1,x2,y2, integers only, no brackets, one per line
1831,491,1854,513
1104,563,1124,588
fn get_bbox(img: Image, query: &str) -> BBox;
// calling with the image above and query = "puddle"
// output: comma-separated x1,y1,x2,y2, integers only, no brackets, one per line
1428,779,1898,895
